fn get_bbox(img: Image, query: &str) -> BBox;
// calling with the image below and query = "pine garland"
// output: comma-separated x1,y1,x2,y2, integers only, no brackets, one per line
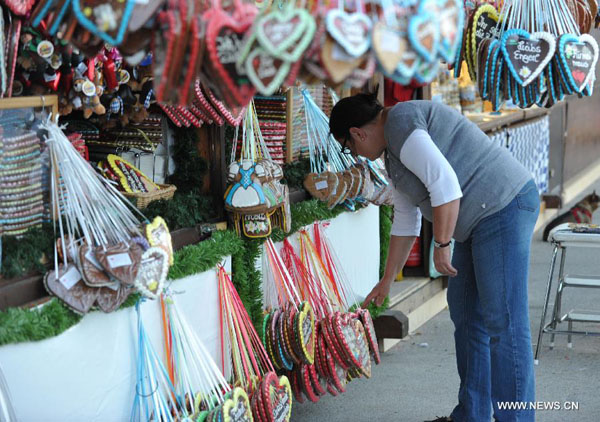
1,224,55,279
379,205,393,279
0,200,389,345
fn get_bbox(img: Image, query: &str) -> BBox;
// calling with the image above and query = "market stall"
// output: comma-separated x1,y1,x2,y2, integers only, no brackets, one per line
0,0,598,419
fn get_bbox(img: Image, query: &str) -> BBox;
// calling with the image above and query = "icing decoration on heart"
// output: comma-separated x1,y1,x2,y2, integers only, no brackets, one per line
469,4,500,80
501,29,556,87
557,33,599,93
222,387,253,422
204,0,257,107
107,154,160,193
134,247,168,299
44,264,99,315
437,0,464,62
255,6,316,62
245,46,292,96
145,216,174,266
261,372,292,422
3,0,36,16
414,59,440,83
372,22,407,74
95,241,143,286
325,9,372,58
296,302,316,365
408,0,440,63
206,87,246,126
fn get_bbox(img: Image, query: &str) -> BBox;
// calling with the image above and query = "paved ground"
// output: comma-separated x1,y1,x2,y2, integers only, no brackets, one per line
293,178,600,422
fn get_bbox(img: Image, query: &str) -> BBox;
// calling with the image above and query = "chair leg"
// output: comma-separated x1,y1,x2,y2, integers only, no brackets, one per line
550,248,568,329
535,245,559,364
568,320,573,349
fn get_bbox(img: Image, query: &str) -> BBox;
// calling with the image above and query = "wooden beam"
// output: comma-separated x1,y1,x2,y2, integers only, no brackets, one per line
374,310,409,340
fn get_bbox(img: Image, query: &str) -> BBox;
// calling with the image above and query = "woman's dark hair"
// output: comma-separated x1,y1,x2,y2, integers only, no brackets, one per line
329,89,383,141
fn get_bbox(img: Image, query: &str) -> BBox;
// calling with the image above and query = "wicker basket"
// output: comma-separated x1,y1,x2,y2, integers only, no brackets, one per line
123,184,177,209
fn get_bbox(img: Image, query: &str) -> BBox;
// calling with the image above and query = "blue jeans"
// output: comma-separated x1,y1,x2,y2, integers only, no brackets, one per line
448,180,539,422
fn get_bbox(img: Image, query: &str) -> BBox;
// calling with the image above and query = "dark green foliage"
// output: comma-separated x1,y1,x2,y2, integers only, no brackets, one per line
142,191,216,231
379,205,393,279
282,158,311,189
1,224,55,279
232,239,264,334
167,127,208,193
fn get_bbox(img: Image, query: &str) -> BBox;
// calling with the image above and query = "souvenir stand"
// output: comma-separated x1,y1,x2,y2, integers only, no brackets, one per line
1,0,598,419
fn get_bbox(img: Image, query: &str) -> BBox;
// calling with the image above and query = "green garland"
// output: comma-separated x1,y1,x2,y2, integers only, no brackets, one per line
379,205,393,279
0,200,389,345
281,158,311,189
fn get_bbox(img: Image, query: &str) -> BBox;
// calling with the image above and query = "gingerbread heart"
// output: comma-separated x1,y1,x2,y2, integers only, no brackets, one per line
107,154,159,193
261,372,292,422
357,308,380,364
145,216,174,266
44,264,99,315
95,241,143,286
134,247,168,299
222,387,253,422
303,172,338,202
79,244,114,287
205,4,257,107
372,22,407,74
95,284,132,313
350,317,372,378
346,53,376,88
408,1,440,63
325,10,372,57
245,46,293,96
255,7,316,62
501,29,556,87
296,302,316,365
3,0,35,16
557,33,599,92
437,0,464,63
469,4,501,79
320,35,363,83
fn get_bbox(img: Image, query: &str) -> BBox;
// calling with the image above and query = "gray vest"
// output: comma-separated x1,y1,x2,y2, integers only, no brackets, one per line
384,101,532,242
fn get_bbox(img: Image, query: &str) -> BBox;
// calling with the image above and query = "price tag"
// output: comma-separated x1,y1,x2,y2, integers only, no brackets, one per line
59,266,82,290
107,253,133,268
315,181,328,190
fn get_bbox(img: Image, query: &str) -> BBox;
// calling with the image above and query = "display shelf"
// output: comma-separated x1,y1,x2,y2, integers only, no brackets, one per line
465,106,552,133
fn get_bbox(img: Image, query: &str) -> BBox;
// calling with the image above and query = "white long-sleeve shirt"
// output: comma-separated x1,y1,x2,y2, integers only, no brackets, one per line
390,129,463,237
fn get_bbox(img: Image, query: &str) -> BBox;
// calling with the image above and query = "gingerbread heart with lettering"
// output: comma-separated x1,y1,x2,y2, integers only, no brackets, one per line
107,154,159,193
408,3,440,63
245,46,292,96
469,4,500,80
325,10,372,58
557,33,599,92
204,1,257,108
255,6,316,62
296,302,316,365
222,387,253,422
261,372,292,422
145,216,174,266
372,22,407,74
350,317,372,378
501,29,556,87
437,0,464,63
134,247,168,299
44,264,99,315
95,241,143,286
357,308,380,364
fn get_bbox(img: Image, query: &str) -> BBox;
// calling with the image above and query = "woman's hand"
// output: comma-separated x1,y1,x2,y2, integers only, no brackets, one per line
433,246,457,277
362,277,393,308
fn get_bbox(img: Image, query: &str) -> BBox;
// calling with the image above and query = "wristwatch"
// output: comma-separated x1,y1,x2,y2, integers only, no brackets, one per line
433,239,452,248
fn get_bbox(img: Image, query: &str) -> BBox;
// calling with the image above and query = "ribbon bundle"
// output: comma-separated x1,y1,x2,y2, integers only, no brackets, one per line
218,266,293,422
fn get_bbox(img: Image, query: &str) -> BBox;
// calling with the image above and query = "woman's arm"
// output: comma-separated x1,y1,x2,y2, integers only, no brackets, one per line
432,200,459,276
